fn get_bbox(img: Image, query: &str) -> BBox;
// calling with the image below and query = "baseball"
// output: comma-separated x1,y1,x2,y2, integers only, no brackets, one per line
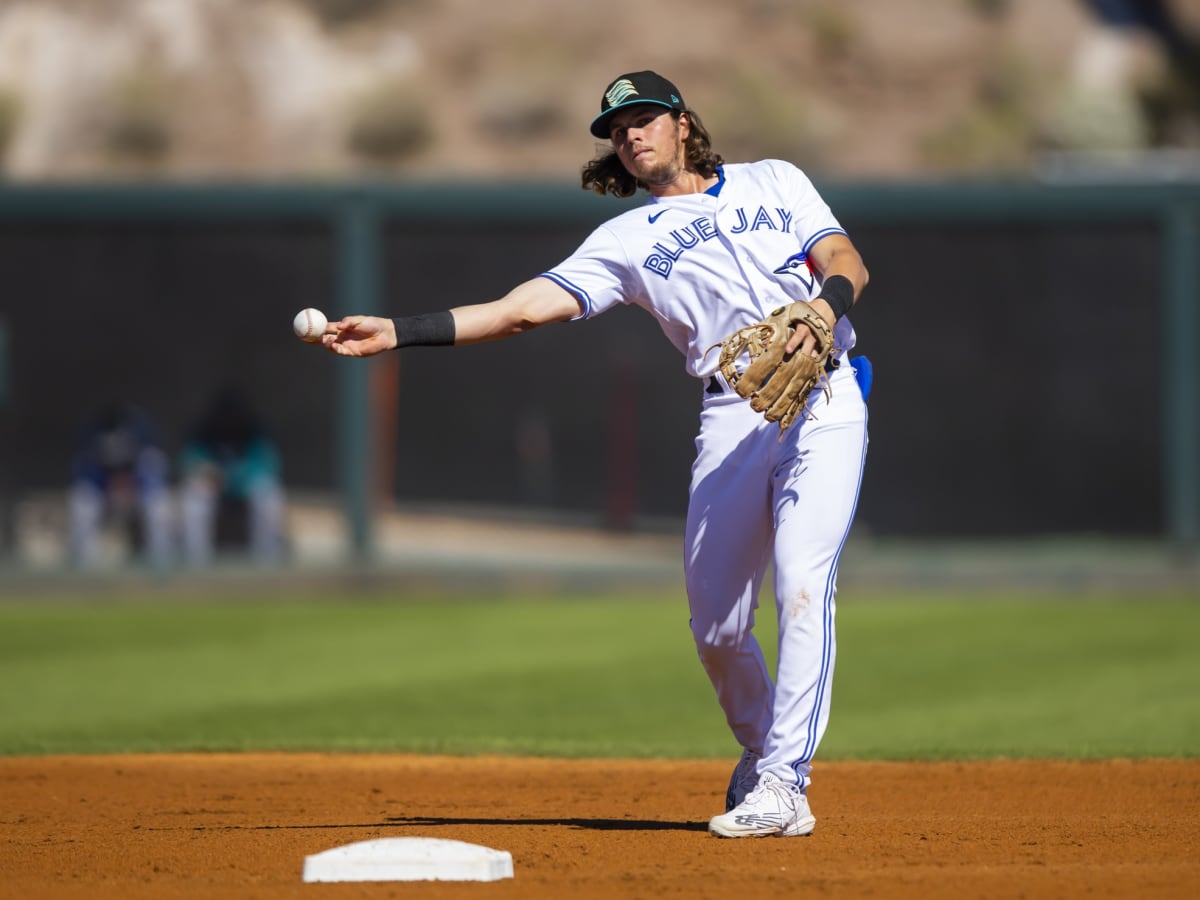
293,308,328,343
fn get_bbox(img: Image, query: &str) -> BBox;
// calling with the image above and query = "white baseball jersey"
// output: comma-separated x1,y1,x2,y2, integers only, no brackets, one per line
541,159,856,377
542,158,869,798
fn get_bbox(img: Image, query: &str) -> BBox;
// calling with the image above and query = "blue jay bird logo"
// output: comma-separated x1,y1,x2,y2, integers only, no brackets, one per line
773,252,816,293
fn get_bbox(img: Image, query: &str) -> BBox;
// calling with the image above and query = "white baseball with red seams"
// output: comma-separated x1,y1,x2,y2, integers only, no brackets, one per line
293,308,328,343
542,158,868,798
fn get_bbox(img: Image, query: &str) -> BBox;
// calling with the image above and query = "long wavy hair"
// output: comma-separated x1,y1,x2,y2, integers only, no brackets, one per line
581,109,724,198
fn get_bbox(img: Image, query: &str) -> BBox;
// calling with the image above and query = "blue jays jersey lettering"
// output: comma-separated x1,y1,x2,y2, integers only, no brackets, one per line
541,159,857,378
642,213,721,277
641,207,795,279
728,205,793,234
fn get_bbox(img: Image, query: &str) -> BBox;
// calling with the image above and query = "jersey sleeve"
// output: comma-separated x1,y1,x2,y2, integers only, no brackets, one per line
539,222,637,320
770,160,859,354
773,160,846,253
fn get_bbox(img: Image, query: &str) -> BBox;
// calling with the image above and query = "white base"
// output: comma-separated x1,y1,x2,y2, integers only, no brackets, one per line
302,837,513,883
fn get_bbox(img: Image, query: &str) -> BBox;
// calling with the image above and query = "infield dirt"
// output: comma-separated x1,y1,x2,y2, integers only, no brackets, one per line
2,754,1197,899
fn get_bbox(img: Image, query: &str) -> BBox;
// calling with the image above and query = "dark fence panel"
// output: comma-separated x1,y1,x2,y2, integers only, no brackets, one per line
0,222,339,494
379,218,1164,536
379,220,697,524
844,220,1162,537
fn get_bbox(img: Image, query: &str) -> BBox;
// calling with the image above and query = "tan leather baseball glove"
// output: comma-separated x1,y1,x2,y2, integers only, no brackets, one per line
713,302,835,432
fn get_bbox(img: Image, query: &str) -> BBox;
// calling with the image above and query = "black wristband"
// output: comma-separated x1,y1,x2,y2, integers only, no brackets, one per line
391,311,456,348
816,274,855,321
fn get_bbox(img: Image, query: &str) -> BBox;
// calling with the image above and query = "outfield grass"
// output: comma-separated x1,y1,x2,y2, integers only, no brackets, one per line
0,588,1195,758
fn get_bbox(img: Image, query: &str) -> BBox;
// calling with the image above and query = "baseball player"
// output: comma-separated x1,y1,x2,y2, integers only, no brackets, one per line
322,71,869,838
67,400,174,569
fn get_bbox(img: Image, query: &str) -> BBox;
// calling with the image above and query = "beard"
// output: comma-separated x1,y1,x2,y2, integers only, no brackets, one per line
637,155,685,187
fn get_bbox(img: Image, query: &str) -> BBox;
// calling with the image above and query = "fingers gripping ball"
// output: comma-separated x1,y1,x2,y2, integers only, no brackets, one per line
714,302,835,432
293,308,328,344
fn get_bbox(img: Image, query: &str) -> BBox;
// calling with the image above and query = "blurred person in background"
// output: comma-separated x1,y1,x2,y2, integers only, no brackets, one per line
68,399,173,568
178,386,287,566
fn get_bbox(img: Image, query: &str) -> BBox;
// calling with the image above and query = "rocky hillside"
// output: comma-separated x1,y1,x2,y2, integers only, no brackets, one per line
0,0,1196,182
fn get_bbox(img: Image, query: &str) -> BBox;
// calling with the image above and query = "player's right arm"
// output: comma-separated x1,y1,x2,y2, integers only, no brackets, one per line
451,276,583,345
323,277,583,357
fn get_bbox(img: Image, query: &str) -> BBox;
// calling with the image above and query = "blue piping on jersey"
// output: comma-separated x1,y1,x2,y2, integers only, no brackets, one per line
538,272,592,319
792,406,869,786
802,227,846,255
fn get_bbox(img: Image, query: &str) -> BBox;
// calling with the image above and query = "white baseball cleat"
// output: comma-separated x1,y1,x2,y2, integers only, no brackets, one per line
708,772,816,838
725,748,762,812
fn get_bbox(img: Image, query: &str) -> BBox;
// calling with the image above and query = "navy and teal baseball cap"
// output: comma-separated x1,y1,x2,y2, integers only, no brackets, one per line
589,71,686,139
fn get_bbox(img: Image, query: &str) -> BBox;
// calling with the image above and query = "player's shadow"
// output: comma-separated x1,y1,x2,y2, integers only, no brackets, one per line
213,816,705,834
386,815,708,833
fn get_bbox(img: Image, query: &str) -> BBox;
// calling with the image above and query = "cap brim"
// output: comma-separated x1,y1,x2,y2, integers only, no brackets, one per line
589,99,676,139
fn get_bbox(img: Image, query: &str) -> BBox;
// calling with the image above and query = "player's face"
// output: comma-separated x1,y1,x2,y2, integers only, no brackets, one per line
608,105,689,189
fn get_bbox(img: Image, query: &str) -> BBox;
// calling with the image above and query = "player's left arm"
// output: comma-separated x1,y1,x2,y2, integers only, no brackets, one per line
789,233,869,355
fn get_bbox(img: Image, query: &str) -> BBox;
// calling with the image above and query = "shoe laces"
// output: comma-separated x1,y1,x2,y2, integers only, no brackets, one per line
743,772,802,812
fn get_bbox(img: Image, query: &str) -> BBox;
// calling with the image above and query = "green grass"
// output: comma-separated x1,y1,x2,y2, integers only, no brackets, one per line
0,588,1196,758
823,592,1199,759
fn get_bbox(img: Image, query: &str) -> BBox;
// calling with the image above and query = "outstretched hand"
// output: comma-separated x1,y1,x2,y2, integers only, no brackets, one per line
321,316,397,357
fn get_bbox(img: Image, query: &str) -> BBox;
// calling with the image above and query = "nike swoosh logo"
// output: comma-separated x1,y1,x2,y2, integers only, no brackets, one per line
648,210,667,224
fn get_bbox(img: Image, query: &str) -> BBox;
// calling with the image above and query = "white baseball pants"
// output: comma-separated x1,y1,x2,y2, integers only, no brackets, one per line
684,362,868,792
